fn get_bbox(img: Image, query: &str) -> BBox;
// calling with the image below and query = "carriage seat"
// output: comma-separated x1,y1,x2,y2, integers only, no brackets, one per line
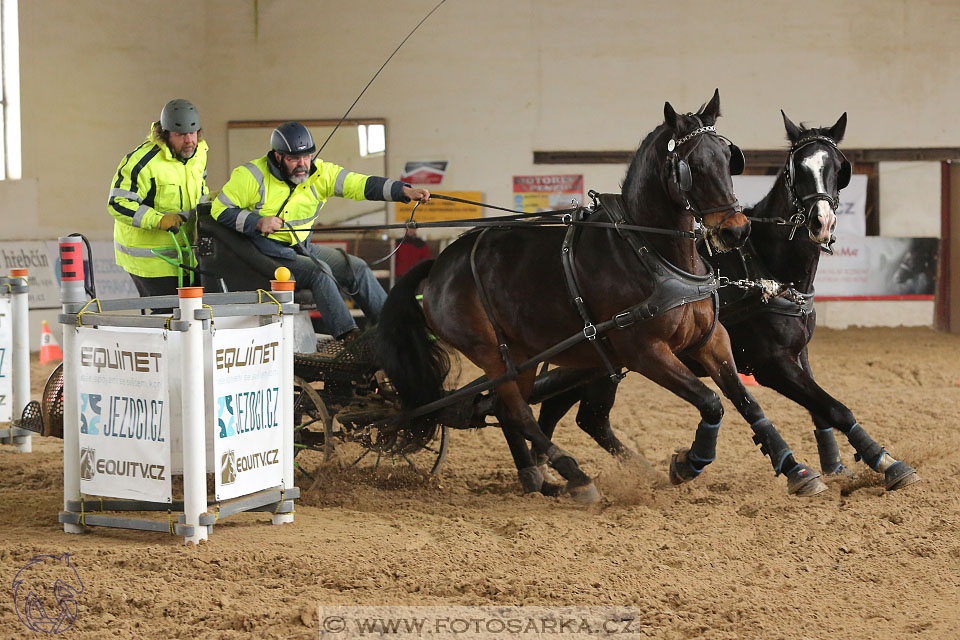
195,204,314,307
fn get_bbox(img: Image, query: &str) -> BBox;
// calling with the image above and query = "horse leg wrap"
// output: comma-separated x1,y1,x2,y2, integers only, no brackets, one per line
844,423,885,471
545,444,591,487
517,466,544,493
545,444,578,467
751,418,792,476
688,421,721,471
814,427,844,474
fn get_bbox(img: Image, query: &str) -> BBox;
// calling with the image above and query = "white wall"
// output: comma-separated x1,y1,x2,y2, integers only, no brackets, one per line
880,162,941,237
5,0,958,326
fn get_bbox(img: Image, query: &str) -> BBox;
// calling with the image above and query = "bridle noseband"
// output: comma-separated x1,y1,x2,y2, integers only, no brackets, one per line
665,116,745,224
783,134,851,245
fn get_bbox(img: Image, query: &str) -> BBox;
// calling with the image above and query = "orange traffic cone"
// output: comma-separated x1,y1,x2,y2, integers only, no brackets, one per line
40,320,63,364
739,372,759,386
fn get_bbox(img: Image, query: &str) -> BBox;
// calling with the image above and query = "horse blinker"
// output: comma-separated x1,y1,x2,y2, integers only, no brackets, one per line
837,160,851,190
729,144,745,176
675,156,693,191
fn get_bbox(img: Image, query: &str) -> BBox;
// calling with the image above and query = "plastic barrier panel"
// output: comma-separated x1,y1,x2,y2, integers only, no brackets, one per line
76,327,171,503
212,322,284,500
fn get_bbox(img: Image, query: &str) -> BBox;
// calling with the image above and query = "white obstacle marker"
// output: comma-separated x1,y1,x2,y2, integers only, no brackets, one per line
56,237,299,543
0,268,31,453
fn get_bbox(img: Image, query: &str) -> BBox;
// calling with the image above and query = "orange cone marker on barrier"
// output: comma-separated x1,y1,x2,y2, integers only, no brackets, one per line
40,320,63,364
739,372,759,386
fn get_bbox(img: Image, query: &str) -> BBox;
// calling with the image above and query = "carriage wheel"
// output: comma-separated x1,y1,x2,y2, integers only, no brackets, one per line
334,420,450,477
292,377,335,476
292,376,450,477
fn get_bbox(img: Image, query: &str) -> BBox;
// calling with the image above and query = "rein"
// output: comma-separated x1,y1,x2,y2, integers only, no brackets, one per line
280,193,701,239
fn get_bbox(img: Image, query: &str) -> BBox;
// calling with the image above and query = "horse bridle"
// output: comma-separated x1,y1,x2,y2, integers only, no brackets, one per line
666,116,745,223
783,134,851,244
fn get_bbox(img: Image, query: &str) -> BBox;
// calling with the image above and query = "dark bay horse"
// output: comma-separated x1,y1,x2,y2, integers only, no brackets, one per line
538,112,918,493
377,90,828,502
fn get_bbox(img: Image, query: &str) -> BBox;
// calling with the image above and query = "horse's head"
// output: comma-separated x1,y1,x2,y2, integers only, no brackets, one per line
781,111,850,249
662,89,750,253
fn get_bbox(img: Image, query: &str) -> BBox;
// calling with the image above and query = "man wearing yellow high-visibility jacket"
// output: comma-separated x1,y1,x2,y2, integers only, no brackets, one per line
212,122,430,340
108,98,209,304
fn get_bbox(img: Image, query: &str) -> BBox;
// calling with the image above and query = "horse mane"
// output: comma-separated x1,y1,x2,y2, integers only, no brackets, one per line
789,124,838,143
621,123,668,217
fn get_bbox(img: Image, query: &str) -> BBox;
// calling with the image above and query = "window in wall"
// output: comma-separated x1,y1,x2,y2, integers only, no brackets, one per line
0,0,20,180
358,123,385,158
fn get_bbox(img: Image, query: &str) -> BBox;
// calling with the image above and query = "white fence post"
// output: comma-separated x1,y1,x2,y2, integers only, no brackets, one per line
179,286,209,544
272,277,295,525
10,269,30,453
58,239,86,534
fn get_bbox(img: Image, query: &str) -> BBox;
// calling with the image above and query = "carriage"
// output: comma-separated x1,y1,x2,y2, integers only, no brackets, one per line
19,205,602,479
19,92,918,500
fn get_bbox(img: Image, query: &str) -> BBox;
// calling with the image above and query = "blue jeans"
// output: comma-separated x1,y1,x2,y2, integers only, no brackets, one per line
278,244,386,338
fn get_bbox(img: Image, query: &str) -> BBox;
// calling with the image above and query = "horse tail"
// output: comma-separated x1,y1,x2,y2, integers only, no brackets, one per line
376,259,451,411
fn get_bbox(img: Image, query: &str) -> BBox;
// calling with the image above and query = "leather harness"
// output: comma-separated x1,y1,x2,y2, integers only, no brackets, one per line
469,193,722,381
707,237,814,327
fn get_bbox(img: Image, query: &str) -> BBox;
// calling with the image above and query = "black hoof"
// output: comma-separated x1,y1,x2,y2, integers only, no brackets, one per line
885,461,920,491
786,464,828,497
668,449,703,485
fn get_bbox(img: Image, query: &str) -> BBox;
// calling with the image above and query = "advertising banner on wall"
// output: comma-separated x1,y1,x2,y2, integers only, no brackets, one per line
76,327,171,502
733,174,867,238
401,160,448,185
395,191,484,223
0,242,60,309
513,175,584,213
46,241,139,301
814,237,938,297
0,297,11,422
212,322,284,501
0,241,139,309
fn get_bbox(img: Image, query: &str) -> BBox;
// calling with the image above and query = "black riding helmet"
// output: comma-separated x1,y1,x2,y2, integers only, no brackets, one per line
271,121,316,156
160,99,201,133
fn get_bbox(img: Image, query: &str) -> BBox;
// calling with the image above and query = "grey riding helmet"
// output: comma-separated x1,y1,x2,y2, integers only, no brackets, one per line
160,99,201,133
271,122,316,156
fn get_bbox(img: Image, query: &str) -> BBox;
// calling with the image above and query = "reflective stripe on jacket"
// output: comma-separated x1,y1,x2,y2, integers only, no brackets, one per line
211,153,408,259
108,124,209,277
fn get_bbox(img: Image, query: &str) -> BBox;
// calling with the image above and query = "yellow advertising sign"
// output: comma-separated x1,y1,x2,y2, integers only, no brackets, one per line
394,191,484,223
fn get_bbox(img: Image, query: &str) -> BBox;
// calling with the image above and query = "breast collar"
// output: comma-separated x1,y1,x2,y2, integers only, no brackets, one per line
703,238,815,326
596,193,721,317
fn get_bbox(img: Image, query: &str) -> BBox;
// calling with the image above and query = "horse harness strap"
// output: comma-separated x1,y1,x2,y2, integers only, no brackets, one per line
559,193,721,360
560,216,623,380
602,194,720,350
468,227,520,378
713,238,814,327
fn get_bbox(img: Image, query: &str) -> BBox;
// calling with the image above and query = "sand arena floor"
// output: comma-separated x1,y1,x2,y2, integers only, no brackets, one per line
1,326,959,639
